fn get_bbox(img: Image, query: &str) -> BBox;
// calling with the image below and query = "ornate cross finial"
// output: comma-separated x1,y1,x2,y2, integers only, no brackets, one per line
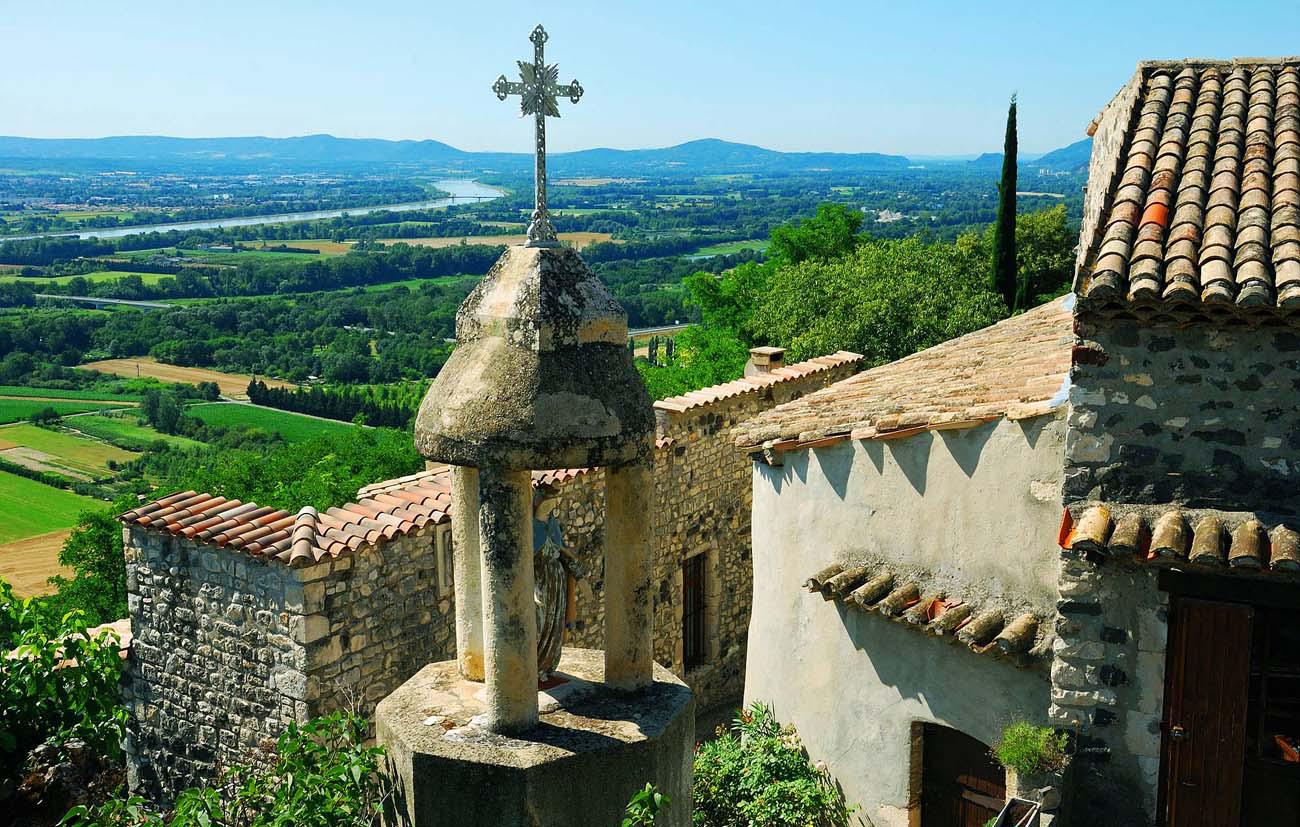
493,24,583,247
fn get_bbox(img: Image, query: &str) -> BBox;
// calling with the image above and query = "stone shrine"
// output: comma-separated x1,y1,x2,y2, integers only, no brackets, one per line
374,25,694,826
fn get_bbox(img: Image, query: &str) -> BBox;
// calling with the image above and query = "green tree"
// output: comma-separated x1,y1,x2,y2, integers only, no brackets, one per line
43,502,132,625
754,235,1005,365
993,94,1019,310
768,202,863,265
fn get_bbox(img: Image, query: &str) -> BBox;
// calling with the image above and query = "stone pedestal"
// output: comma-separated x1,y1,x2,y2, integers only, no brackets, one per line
377,648,694,827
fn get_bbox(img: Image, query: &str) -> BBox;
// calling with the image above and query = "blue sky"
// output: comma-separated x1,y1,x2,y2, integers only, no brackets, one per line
3,0,1298,155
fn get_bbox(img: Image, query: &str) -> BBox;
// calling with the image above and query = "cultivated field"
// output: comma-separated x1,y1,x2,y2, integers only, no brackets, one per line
80,357,296,399
377,231,614,250
255,239,352,254
187,402,355,443
692,239,770,256
0,398,133,425
0,423,137,480
0,270,173,286
69,411,205,450
0,385,144,402
0,470,99,545
0,529,74,597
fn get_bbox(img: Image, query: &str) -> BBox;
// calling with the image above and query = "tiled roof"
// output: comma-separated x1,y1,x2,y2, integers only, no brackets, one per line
1063,503,1300,576
653,351,862,414
734,295,1074,450
803,563,1049,665
1079,60,1300,307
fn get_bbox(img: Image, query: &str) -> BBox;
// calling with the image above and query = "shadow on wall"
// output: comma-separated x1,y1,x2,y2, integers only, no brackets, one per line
832,600,1051,754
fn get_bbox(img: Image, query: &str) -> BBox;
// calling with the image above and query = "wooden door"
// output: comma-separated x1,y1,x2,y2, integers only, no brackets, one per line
921,724,1006,827
1162,598,1254,827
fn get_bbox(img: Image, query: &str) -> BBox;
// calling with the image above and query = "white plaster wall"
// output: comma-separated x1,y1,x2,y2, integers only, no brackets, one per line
743,414,1065,825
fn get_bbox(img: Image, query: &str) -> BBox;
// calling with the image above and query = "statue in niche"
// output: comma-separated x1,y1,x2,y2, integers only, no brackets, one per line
533,491,585,681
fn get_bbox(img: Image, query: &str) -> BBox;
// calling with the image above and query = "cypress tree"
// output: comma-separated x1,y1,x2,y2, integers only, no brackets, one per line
993,94,1019,311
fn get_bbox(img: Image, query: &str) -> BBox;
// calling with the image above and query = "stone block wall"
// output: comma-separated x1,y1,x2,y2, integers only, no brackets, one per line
1066,313,1300,514
557,360,860,710
123,522,454,803
1052,550,1167,825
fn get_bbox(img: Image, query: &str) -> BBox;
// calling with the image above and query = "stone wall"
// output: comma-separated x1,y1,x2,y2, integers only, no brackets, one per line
123,522,454,803
557,360,860,710
1052,550,1167,826
1066,313,1300,514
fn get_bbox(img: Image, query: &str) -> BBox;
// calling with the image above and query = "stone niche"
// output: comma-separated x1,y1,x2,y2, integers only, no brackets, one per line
378,649,693,827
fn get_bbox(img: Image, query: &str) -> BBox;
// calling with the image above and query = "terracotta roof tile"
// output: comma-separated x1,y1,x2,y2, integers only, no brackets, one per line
652,351,862,414
803,562,1049,665
1064,503,1300,576
1080,60,1300,308
120,459,604,567
735,295,1073,449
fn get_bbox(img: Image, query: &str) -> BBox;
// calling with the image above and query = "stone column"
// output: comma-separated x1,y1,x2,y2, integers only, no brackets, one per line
477,466,538,733
451,465,484,681
604,461,654,690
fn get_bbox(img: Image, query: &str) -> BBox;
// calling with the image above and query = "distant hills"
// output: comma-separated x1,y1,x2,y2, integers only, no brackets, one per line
0,134,912,175
1033,138,1092,171
0,133,1092,176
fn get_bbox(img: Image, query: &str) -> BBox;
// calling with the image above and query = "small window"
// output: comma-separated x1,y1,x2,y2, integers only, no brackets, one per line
437,526,454,598
683,554,706,669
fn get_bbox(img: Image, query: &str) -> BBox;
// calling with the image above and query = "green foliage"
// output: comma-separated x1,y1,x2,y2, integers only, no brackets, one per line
624,783,670,826
30,405,64,425
1009,203,1073,305
754,235,1005,365
61,713,389,827
682,262,771,343
143,427,422,513
0,579,127,778
768,203,863,266
993,94,1019,310
42,500,134,625
636,324,750,401
993,720,1068,776
692,702,853,827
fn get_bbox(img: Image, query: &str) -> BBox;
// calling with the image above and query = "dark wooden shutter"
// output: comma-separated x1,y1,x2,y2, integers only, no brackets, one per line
1162,597,1253,827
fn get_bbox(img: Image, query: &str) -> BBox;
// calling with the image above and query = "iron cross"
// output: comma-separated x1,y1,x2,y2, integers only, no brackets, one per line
492,25,583,247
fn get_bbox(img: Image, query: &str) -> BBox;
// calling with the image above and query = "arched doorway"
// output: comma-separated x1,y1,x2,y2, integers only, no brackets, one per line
917,723,1006,827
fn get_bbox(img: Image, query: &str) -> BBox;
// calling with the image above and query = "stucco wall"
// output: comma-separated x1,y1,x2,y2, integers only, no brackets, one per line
744,415,1066,825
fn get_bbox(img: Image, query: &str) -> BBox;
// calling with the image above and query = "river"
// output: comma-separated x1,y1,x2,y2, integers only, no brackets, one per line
6,178,505,241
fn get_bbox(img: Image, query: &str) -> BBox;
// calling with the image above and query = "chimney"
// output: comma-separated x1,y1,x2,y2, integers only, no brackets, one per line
745,346,786,377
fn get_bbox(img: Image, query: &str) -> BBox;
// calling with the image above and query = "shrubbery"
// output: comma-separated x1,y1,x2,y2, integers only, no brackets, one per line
61,714,388,827
992,720,1068,776
693,703,853,827
0,580,127,780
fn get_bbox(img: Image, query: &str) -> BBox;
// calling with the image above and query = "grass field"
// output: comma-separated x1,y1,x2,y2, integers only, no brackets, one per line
0,471,99,544
68,411,206,450
0,423,137,480
0,398,133,425
692,239,770,256
0,385,144,402
187,403,355,442
0,270,174,286
0,529,74,597
80,357,296,398
378,231,614,250
251,239,352,255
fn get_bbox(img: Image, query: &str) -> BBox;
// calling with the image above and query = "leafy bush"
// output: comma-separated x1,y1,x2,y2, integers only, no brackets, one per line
41,502,133,625
62,713,389,827
624,783,670,826
0,579,127,778
992,721,1068,776
693,702,853,827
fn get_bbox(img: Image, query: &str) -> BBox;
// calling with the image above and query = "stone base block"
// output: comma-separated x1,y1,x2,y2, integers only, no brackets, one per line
376,648,694,827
